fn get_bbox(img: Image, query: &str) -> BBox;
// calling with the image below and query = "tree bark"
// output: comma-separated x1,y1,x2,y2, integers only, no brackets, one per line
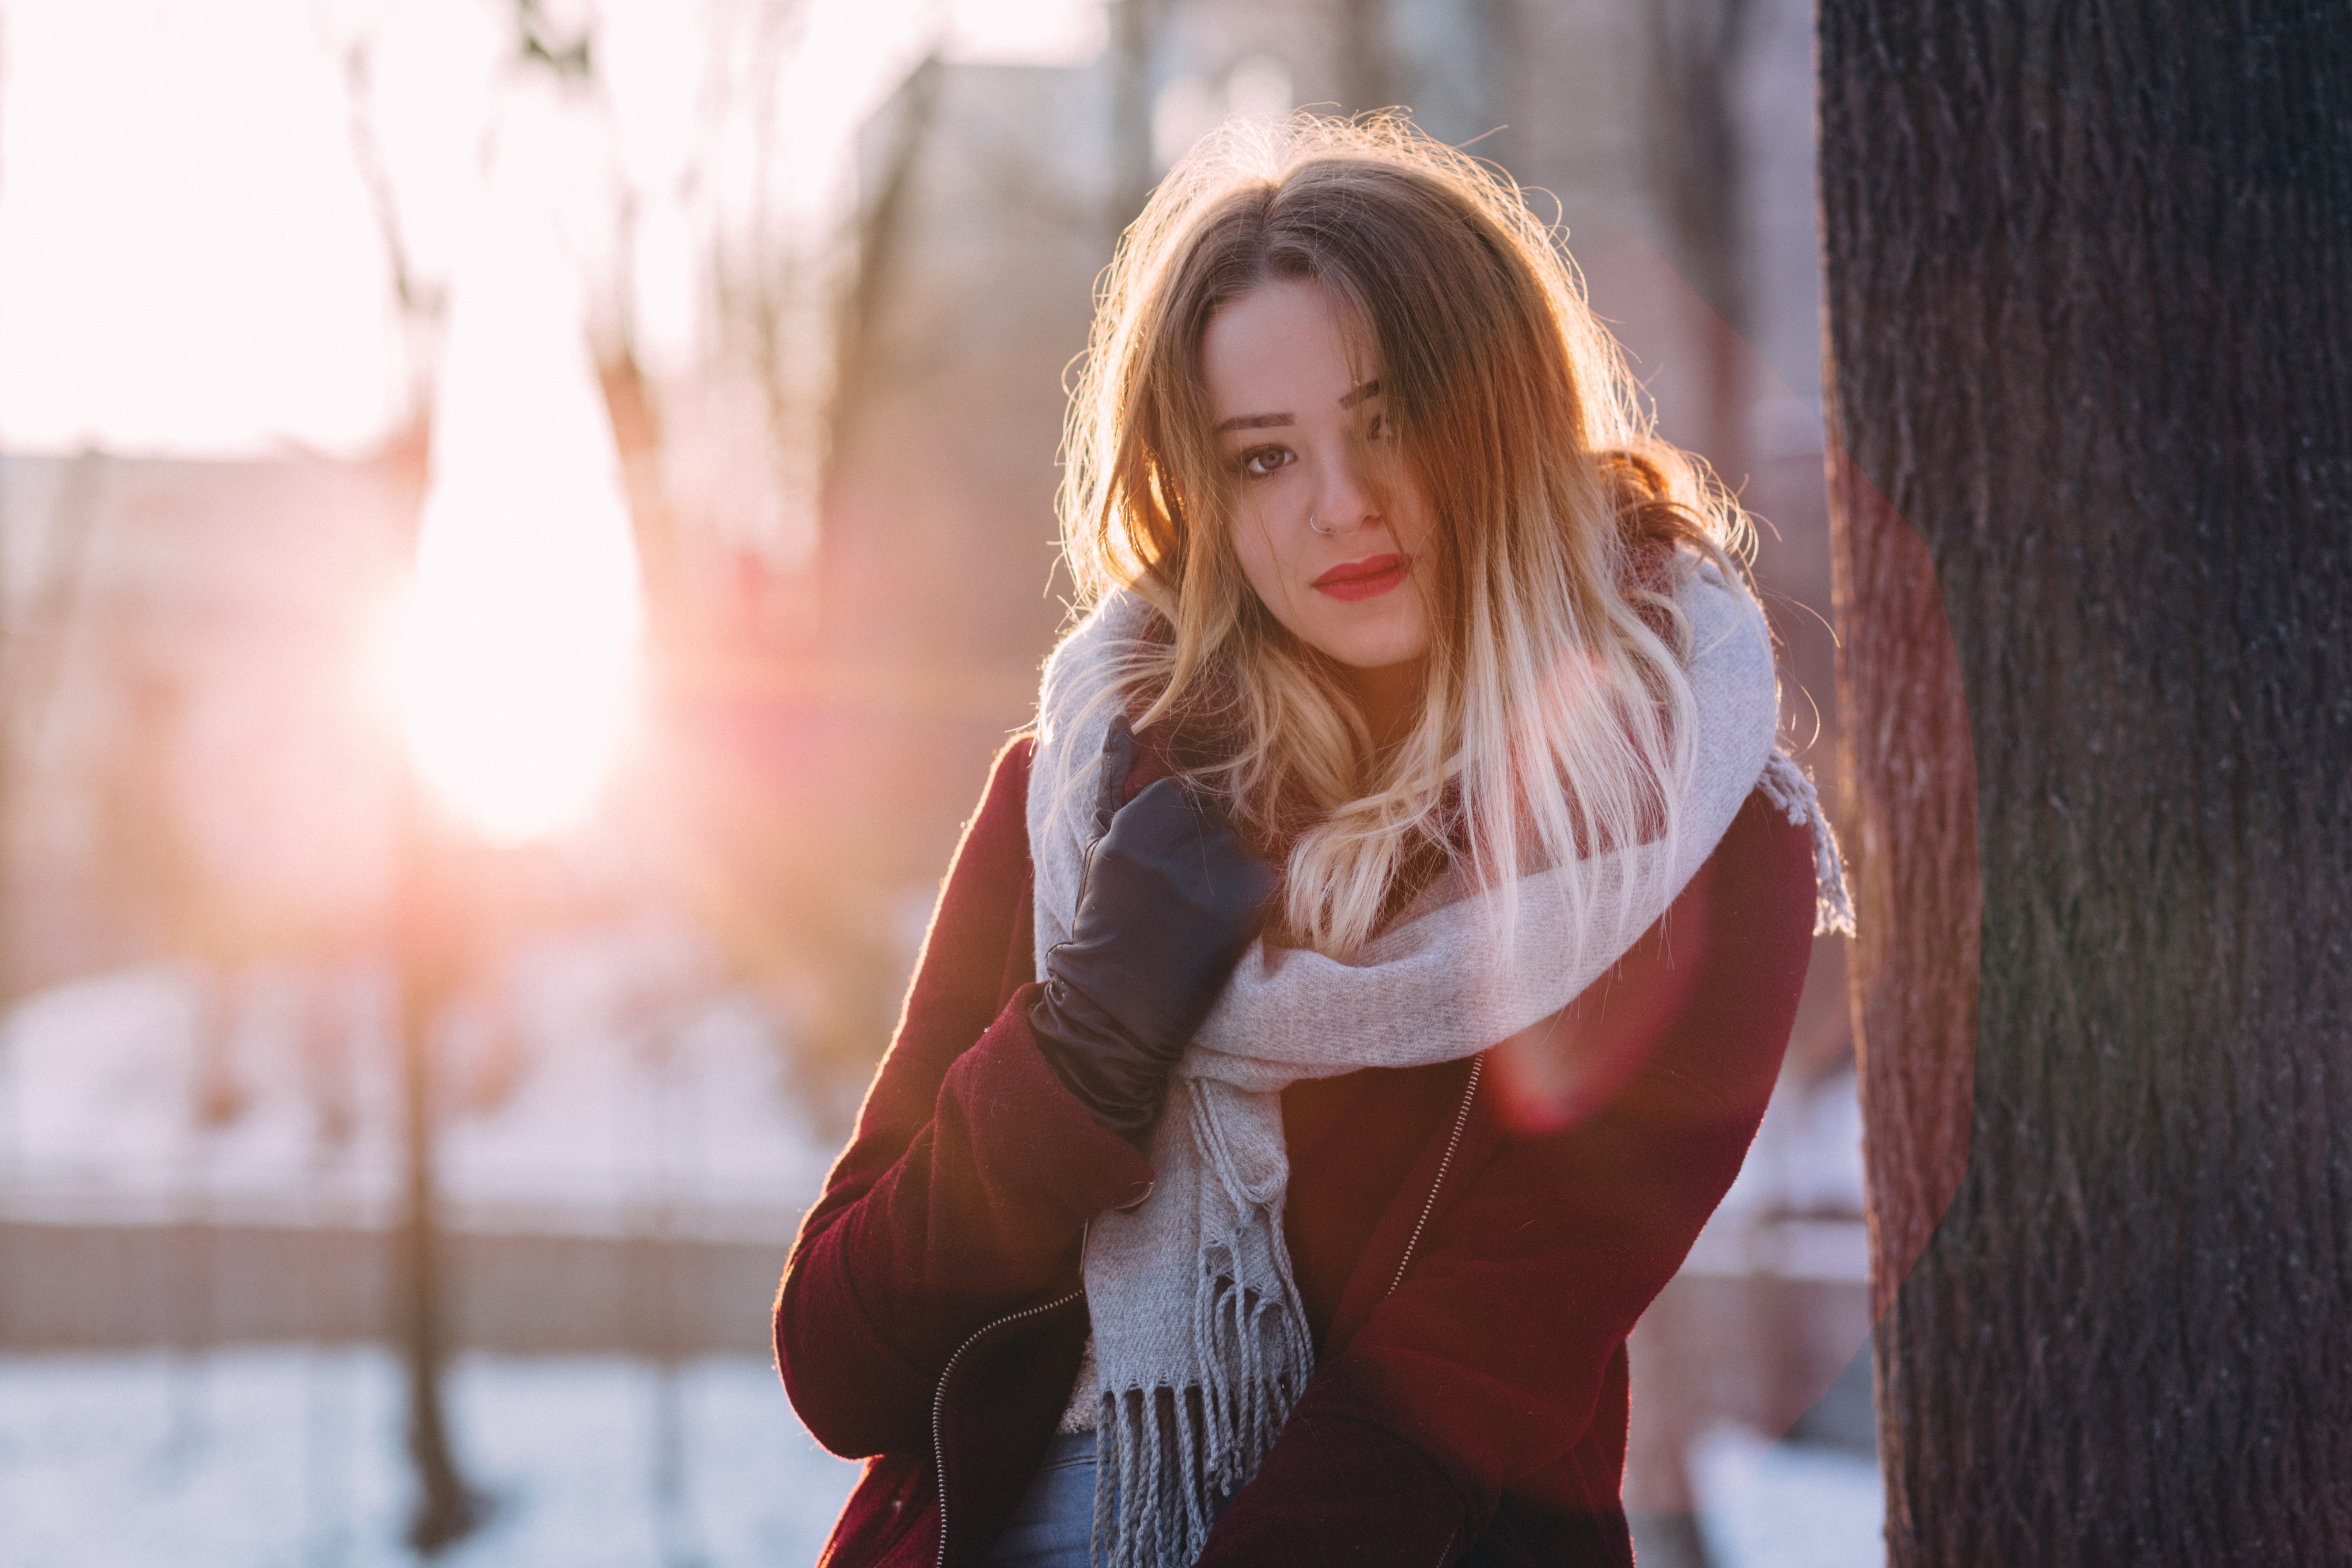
1828,451,1977,1331
1820,2,2352,1560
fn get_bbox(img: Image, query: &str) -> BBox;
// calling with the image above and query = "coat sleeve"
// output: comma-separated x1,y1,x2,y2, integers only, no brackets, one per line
775,737,1158,1460
1194,795,1819,1566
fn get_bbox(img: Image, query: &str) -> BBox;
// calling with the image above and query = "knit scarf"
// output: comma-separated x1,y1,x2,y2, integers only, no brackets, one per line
1025,562,1849,1568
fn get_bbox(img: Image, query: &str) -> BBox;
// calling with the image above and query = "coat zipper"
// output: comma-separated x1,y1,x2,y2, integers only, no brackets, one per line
931,1290,1083,1568
1386,1056,1483,1299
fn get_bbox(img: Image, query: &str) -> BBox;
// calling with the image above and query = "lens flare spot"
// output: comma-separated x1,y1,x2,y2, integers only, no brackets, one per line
392,198,641,846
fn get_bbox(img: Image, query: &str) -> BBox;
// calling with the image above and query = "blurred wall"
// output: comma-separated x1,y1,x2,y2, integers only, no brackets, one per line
0,451,413,1000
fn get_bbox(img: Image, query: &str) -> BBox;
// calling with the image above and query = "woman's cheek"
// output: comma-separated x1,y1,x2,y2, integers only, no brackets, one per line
1229,512,1291,613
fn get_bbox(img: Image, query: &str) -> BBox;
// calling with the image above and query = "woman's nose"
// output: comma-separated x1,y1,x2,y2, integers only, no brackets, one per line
1312,452,1380,533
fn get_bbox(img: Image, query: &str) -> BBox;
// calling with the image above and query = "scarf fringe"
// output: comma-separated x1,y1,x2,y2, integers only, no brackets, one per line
1091,1227,1314,1568
1757,751,1856,937
1091,1386,1203,1568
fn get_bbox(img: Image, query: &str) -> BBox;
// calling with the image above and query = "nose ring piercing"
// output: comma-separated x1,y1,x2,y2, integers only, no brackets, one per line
1308,512,1333,535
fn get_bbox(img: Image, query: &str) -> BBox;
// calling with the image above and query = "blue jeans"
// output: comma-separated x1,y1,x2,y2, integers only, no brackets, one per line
980,1431,1241,1568
981,1431,1101,1568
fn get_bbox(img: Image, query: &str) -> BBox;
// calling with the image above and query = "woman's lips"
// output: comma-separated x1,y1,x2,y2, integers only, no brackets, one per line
1311,553,1410,602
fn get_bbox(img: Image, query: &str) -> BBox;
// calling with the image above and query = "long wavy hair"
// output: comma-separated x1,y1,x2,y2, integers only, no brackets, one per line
1060,116,1754,956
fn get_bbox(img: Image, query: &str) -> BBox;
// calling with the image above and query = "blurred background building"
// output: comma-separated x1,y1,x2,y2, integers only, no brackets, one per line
0,1,1874,1564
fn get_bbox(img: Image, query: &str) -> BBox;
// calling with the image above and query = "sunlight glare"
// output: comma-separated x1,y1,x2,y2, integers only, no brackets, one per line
394,200,642,847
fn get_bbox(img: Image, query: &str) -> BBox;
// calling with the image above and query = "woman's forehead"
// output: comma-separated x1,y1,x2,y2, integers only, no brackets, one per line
1200,280,1380,421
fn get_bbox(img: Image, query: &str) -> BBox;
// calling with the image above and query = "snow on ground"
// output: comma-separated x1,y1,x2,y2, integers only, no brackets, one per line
0,1348,861,1568
0,917,836,1238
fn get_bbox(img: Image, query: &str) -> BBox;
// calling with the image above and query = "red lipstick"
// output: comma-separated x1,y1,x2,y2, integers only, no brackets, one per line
1312,553,1410,602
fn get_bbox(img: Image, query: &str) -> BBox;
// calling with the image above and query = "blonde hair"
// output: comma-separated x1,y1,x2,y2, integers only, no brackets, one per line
1060,115,1753,955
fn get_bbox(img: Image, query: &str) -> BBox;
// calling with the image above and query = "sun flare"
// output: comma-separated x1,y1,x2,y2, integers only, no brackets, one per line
392,201,642,847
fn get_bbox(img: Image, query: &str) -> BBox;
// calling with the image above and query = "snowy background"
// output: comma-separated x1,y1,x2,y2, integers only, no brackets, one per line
0,1349,860,1568
0,922,833,1239
0,930,1881,1568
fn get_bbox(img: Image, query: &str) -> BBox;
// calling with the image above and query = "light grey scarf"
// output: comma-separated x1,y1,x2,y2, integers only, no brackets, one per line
1026,563,1848,1568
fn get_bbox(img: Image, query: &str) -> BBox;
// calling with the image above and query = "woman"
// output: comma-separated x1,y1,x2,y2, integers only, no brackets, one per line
777,117,1847,1568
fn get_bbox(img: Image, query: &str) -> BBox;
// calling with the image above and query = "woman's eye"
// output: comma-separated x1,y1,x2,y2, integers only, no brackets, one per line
1239,446,1293,477
1365,411,1395,441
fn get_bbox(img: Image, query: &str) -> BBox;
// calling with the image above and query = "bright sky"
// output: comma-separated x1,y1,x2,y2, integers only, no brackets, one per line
0,0,1106,457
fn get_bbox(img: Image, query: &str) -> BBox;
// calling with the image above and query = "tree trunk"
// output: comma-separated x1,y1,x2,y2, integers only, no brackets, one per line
1819,3,2352,1560
394,791,488,1555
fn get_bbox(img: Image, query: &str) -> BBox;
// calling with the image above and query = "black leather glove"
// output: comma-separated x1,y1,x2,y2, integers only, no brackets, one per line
1031,718,1279,1144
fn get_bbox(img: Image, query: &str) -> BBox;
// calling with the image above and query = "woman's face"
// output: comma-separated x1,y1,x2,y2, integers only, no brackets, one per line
1201,279,1434,699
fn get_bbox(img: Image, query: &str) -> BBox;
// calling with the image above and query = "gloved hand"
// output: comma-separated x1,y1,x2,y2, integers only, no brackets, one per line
1031,717,1279,1144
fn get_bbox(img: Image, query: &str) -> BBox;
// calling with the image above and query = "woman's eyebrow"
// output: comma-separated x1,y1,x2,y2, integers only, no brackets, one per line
1212,381,1382,434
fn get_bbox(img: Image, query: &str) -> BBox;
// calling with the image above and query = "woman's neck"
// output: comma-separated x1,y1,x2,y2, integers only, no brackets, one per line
1347,658,1427,752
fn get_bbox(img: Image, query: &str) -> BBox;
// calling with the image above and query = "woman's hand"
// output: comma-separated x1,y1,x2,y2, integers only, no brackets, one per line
1030,720,1279,1144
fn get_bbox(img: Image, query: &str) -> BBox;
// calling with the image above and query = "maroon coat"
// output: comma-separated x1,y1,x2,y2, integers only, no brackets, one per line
776,736,1815,1567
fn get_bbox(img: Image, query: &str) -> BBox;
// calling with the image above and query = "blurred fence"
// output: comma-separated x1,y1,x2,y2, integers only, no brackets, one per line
0,1225,778,1358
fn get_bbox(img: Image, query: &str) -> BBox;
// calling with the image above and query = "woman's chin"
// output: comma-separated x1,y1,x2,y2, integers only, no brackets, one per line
1321,636,1430,675
1290,609,1428,674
